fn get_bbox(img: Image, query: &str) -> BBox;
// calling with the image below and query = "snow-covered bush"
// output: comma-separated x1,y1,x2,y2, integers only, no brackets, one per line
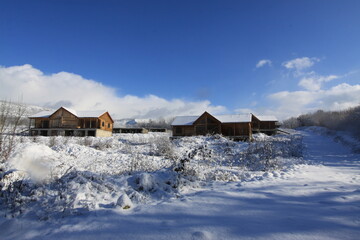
0,132,304,219
79,136,93,147
151,135,176,159
240,134,303,171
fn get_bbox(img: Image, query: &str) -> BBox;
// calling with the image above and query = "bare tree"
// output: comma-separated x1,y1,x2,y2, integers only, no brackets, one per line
0,100,27,163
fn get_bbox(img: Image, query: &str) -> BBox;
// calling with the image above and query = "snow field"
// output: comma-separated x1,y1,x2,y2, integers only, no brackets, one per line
0,132,302,219
0,128,359,239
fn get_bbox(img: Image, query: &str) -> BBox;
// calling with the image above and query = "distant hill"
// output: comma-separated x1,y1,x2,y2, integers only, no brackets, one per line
0,100,52,118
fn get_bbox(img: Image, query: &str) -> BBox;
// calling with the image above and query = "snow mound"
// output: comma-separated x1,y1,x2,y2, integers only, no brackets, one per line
116,193,133,209
9,143,58,182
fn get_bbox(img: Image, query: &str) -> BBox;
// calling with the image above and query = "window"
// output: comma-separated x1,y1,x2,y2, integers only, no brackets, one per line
102,121,105,127
108,123,110,128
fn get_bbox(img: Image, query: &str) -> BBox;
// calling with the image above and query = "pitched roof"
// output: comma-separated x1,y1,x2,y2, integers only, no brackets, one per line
256,115,278,121
214,114,252,123
61,107,78,116
30,107,109,119
76,110,108,118
171,113,252,126
29,110,53,118
171,116,199,126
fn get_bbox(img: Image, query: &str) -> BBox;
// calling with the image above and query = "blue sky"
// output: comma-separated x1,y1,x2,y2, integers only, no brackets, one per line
1,0,360,119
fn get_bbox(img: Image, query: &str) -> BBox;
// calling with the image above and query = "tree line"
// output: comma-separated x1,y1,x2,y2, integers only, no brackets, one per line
282,105,360,139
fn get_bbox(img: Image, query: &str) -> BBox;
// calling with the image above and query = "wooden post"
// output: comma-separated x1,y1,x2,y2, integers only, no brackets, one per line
205,115,208,134
249,122,252,139
28,119,32,135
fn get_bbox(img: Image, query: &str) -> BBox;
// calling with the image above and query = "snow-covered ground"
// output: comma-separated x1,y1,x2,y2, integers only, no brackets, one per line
0,128,359,240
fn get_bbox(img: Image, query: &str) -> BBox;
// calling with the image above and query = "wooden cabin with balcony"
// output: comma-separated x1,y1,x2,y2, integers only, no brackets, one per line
29,107,114,137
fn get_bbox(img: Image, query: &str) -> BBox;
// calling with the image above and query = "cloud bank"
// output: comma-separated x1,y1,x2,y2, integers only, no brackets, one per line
265,57,360,119
268,83,360,119
1,62,358,121
298,74,339,91
0,64,225,119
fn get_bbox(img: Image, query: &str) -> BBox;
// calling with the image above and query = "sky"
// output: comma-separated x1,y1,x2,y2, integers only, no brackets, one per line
1,0,360,120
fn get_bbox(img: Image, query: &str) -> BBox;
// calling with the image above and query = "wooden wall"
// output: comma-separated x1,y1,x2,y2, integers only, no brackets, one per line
259,121,276,129
49,108,79,128
173,126,194,136
193,112,221,135
34,118,49,128
99,112,113,132
221,123,251,137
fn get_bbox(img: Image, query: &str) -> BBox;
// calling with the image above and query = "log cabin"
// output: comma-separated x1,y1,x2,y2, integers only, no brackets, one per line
171,111,278,140
29,107,114,137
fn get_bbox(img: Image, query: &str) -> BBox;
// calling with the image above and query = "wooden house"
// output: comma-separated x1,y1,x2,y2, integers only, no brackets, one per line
171,111,278,140
172,112,252,140
251,115,279,135
29,107,114,137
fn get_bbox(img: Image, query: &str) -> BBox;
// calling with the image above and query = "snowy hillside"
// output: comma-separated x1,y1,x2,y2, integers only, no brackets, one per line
0,100,51,118
0,128,359,239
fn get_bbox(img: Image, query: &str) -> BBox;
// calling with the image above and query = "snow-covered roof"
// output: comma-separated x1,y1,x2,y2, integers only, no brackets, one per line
171,116,199,126
76,110,107,118
30,107,108,119
29,110,53,118
256,115,278,121
214,114,252,123
171,113,252,126
62,107,78,116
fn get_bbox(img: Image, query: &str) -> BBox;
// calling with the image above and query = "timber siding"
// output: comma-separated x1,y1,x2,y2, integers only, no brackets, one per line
193,112,221,135
251,115,278,135
50,108,79,128
99,112,113,131
220,122,252,137
29,107,114,137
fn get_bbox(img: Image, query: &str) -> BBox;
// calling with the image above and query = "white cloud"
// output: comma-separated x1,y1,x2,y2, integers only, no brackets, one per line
256,59,272,68
268,83,360,119
282,57,319,71
298,74,339,91
0,64,226,119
